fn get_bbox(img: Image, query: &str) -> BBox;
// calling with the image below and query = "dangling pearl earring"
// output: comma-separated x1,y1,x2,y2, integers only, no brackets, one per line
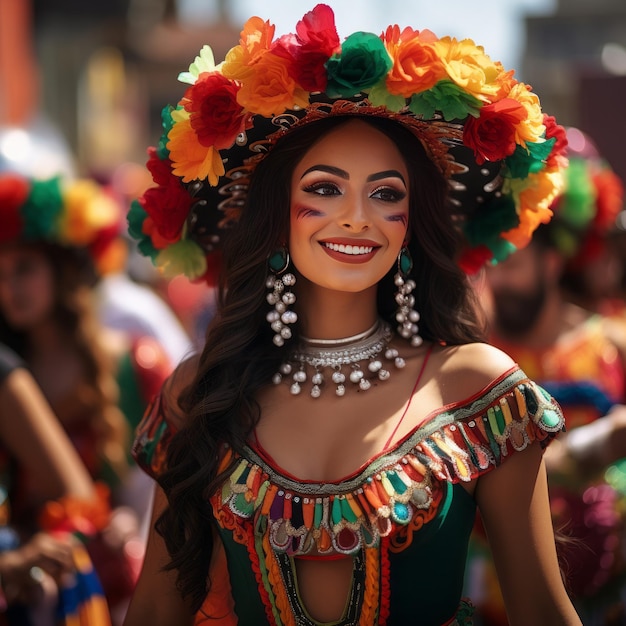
394,247,423,347
266,247,297,347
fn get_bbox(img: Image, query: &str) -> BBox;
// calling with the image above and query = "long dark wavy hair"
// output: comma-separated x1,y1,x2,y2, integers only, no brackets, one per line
0,242,130,484
156,115,486,611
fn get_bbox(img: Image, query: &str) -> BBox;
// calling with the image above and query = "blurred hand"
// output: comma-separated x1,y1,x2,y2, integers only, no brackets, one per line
0,532,75,604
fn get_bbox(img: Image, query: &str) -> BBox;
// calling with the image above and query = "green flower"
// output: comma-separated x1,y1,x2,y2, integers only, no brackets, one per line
506,136,555,178
127,200,158,261
178,45,218,85
463,194,518,247
559,159,596,228
157,105,176,160
156,239,207,280
367,81,405,112
325,32,392,98
489,237,518,263
21,177,64,240
408,80,482,121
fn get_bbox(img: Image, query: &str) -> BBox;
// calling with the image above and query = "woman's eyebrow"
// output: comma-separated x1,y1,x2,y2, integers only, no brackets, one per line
300,166,406,187
300,165,349,179
366,170,406,185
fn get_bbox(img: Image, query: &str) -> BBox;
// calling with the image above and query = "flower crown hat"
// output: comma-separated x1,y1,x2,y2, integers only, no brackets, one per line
0,172,126,275
128,3,569,283
547,127,624,268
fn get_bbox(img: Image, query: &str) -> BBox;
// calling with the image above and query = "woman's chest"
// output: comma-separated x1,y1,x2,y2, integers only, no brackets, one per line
254,376,446,482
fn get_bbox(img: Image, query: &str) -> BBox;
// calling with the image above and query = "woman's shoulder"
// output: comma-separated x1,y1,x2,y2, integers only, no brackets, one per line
431,342,518,402
131,354,199,479
159,354,199,430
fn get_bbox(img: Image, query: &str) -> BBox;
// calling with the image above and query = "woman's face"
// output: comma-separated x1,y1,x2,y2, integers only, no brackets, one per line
289,120,409,293
0,245,56,330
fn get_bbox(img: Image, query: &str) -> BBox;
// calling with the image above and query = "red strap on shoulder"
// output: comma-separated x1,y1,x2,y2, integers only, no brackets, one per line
383,344,434,450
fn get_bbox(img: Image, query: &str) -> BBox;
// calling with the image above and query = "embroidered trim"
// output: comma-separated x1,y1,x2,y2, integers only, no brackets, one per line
212,372,563,558
131,394,173,478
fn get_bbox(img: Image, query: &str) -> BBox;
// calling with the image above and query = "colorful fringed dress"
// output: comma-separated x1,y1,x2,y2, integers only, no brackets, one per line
133,366,564,626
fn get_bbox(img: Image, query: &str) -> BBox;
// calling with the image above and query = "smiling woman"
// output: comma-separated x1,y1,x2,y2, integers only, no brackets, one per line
289,120,409,299
124,5,580,626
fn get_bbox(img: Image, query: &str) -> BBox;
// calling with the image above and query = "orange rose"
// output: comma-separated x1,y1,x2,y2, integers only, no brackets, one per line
383,26,445,97
237,52,309,117
222,16,276,81
491,63,517,101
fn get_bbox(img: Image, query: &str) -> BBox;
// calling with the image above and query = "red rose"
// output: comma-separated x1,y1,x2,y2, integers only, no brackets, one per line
463,99,527,164
543,115,569,169
146,147,175,187
458,245,493,275
593,168,623,230
139,181,192,241
273,4,340,92
0,174,29,244
184,72,247,149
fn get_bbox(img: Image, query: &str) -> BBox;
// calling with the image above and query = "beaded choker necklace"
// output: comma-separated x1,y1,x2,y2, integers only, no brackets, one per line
272,319,406,398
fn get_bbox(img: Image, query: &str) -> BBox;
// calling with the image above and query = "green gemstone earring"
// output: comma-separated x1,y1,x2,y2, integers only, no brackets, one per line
266,247,297,347
394,247,423,347
268,247,290,274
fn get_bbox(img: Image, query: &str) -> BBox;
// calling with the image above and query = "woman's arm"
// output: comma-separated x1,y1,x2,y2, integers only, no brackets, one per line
123,484,194,625
475,443,582,626
0,367,94,501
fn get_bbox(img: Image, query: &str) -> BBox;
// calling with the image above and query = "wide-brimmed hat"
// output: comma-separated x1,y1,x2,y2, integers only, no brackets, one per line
546,127,624,268
0,172,126,275
128,3,568,284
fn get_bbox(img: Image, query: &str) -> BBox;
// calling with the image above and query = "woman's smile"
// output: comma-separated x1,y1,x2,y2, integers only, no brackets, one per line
320,238,380,263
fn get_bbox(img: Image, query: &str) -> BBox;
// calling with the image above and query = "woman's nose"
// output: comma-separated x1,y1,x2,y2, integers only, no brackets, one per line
338,195,370,231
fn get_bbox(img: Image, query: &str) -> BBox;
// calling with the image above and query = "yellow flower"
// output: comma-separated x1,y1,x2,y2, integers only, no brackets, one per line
434,37,501,100
502,169,563,248
167,109,225,185
507,83,545,145
59,180,119,245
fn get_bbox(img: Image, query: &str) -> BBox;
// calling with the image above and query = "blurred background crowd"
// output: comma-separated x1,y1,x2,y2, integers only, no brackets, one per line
1,0,626,624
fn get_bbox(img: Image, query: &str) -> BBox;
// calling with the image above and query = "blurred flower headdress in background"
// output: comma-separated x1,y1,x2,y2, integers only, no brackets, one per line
0,172,126,276
548,127,624,269
128,3,569,283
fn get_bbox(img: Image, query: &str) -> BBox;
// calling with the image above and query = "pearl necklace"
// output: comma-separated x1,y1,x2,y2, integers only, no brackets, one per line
272,319,406,398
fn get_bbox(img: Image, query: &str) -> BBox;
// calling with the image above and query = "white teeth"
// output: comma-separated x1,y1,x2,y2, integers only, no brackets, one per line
324,242,374,255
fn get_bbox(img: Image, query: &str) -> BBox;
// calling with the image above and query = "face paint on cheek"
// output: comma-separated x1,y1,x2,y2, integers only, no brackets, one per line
385,213,408,227
293,206,325,220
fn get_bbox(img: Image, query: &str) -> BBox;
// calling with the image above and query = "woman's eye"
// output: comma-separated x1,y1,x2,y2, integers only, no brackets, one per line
302,182,340,196
371,187,406,202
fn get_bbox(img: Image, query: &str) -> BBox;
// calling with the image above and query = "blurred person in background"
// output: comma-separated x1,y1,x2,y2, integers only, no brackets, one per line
475,127,626,625
555,128,626,320
0,172,173,623
0,341,111,625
